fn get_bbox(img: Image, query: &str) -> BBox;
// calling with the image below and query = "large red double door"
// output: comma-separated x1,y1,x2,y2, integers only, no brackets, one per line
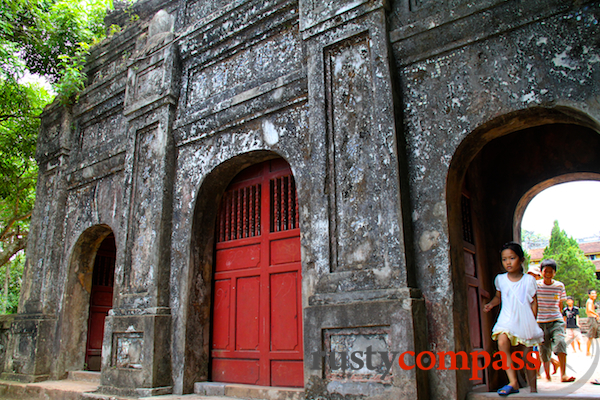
211,158,303,387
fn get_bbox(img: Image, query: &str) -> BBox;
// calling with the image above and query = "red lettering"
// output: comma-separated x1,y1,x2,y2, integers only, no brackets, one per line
398,351,415,370
470,351,491,381
510,351,524,370
416,351,436,371
526,350,541,371
437,351,469,370
492,351,509,371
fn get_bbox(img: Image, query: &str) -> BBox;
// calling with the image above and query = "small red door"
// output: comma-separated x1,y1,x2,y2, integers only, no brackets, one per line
85,233,116,371
211,158,303,387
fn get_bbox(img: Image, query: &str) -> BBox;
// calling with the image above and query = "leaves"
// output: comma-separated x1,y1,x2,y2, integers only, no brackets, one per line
0,0,120,313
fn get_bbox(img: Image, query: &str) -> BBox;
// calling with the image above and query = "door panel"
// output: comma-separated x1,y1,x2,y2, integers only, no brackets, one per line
462,193,490,389
211,159,303,387
236,276,260,351
85,234,116,371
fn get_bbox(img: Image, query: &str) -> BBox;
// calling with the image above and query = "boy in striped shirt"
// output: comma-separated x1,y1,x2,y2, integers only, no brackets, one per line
537,259,575,382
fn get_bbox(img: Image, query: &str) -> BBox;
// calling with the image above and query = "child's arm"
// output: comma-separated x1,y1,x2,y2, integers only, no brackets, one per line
483,291,501,313
531,294,538,319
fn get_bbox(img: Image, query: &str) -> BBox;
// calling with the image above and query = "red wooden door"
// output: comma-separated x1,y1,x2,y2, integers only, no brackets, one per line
461,192,492,390
85,233,116,371
211,158,303,387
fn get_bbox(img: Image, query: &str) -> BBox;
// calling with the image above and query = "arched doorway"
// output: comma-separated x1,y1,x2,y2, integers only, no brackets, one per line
85,233,116,371
447,111,600,392
59,225,116,376
210,158,303,387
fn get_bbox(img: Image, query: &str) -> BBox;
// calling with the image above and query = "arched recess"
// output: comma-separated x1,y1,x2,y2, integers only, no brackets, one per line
446,107,600,393
513,173,600,240
58,224,116,376
182,150,302,393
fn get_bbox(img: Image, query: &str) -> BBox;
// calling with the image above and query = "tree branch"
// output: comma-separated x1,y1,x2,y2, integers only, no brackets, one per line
0,211,32,242
0,236,28,270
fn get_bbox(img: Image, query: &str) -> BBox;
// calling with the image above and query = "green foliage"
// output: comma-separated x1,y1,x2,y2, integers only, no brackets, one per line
0,252,25,314
0,0,116,103
542,220,600,307
0,0,122,313
0,78,50,314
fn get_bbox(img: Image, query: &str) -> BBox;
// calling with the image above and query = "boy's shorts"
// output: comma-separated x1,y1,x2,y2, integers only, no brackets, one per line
587,318,598,339
565,328,583,344
539,320,567,362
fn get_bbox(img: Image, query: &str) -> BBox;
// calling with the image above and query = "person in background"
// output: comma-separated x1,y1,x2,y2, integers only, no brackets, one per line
563,296,583,352
527,264,560,375
586,289,599,357
536,259,575,382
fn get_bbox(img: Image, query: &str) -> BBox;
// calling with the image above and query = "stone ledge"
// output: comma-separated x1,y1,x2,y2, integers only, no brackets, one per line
194,382,304,400
67,371,101,384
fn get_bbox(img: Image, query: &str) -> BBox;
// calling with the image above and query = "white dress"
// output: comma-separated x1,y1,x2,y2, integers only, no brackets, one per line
491,273,544,347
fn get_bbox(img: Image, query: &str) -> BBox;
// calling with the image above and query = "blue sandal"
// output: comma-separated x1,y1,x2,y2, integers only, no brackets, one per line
497,385,519,396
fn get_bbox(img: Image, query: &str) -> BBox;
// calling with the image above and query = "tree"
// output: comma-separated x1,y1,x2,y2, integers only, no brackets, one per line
521,229,549,251
542,220,599,308
0,0,117,313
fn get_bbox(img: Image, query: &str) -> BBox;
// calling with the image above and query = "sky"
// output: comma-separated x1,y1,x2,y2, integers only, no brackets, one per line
521,181,600,239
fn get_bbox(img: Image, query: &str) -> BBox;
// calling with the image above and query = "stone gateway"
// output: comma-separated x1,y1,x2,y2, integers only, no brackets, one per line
2,0,599,399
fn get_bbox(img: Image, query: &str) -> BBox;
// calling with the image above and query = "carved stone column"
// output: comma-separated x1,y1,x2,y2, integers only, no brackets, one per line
1,105,72,382
301,1,428,398
97,10,180,397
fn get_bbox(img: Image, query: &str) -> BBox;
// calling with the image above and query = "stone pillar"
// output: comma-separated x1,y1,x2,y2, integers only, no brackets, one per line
97,10,180,397
1,105,72,382
301,0,428,398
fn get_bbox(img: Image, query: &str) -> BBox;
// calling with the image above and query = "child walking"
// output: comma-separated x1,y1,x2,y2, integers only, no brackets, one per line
537,259,574,382
484,242,544,396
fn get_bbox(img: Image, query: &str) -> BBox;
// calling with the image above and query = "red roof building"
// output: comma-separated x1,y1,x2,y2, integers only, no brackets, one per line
528,241,600,278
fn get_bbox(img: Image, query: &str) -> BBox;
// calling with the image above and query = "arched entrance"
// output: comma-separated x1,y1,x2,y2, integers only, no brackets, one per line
210,158,303,387
59,225,116,376
447,109,600,392
85,233,116,371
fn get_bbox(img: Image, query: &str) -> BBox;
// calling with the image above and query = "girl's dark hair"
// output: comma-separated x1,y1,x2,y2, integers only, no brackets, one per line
502,241,525,260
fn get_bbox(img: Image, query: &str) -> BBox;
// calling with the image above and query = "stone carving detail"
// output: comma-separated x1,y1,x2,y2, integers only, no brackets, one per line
324,326,391,382
187,28,301,108
113,332,144,369
185,0,231,25
409,0,428,11
80,114,124,153
325,33,381,272
135,62,165,100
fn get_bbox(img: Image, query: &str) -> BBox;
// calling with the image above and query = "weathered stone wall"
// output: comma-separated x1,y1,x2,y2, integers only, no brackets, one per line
3,0,599,399
391,1,600,397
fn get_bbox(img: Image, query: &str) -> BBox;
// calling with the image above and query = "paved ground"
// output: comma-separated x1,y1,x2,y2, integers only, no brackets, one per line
1,340,599,399
470,337,600,399
533,337,600,396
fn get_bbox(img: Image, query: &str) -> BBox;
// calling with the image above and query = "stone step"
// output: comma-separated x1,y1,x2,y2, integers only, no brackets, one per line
68,371,102,384
194,382,304,400
0,378,99,400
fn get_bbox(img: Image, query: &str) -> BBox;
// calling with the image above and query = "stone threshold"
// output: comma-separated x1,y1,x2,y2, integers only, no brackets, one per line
194,382,304,400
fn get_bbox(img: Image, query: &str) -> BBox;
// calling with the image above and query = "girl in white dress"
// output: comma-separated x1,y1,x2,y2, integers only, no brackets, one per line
484,242,544,396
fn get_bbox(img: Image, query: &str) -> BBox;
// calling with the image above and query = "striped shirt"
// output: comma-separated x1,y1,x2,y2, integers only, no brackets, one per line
536,280,567,323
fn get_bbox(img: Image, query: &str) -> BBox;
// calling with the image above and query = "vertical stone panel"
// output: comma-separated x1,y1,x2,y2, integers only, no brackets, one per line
127,123,162,293
325,33,380,272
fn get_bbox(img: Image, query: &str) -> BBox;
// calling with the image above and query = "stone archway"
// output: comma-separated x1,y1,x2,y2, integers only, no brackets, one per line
513,173,600,240
182,150,294,393
58,225,115,376
446,107,600,392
